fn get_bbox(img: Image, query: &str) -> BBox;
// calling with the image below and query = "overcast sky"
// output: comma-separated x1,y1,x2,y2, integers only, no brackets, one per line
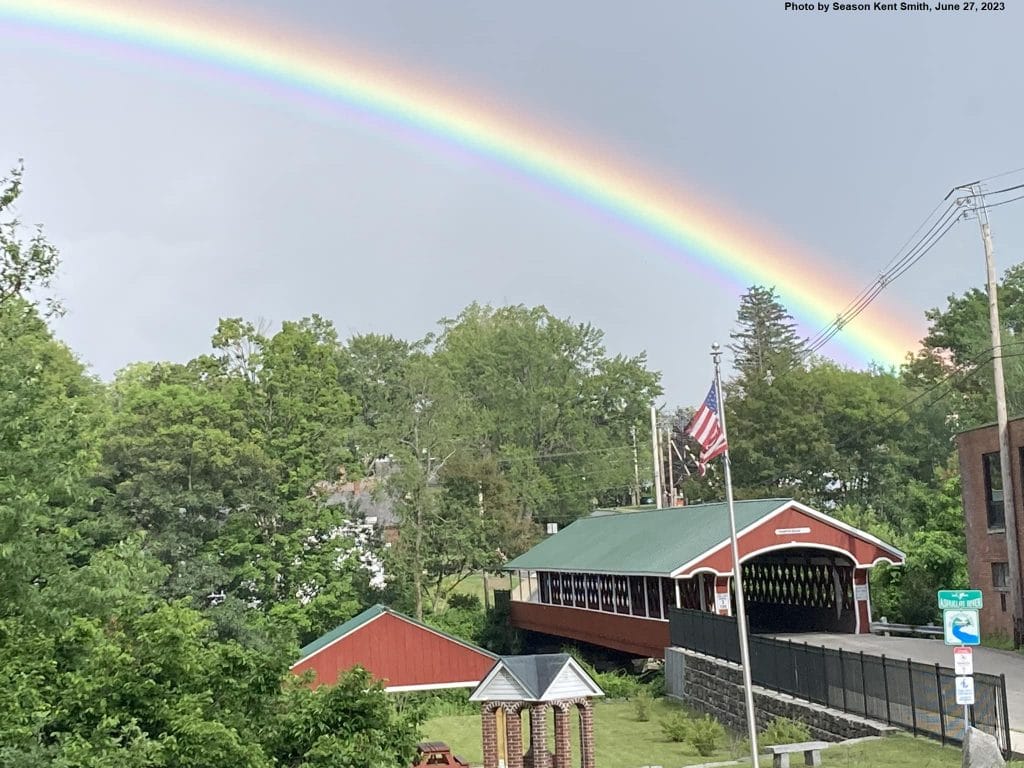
3,0,1023,407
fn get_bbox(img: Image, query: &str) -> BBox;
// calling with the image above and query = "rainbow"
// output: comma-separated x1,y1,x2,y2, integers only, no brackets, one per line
1,0,920,366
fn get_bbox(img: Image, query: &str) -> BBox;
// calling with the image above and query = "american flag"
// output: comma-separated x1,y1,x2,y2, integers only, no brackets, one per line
684,382,728,476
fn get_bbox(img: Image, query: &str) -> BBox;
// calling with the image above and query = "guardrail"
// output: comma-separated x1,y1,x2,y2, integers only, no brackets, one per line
870,617,943,638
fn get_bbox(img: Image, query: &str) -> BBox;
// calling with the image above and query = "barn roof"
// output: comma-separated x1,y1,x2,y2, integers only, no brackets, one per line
504,499,787,575
503,498,904,576
295,603,498,667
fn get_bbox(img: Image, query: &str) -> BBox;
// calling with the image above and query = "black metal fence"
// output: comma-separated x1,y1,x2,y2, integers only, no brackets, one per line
668,607,1012,757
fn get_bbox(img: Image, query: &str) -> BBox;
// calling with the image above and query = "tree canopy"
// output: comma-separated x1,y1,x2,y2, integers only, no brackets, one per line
2,161,1008,762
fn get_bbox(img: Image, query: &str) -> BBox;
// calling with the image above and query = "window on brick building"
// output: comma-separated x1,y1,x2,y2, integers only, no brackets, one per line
992,561,1009,591
984,452,1005,530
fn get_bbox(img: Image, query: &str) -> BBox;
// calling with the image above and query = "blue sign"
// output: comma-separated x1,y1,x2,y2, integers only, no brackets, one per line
943,609,981,646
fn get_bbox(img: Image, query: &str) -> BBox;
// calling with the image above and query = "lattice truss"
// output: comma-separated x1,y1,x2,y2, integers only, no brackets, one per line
678,577,715,610
742,561,854,609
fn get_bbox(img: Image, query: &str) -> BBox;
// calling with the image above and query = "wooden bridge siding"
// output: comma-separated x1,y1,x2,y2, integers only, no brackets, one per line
509,600,671,658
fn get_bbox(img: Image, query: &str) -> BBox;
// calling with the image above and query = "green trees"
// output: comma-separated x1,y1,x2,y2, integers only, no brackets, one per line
431,303,661,523
340,306,661,618
728,286,805,387
905,263,1024,428
0,164,423,768
0,161,61,314
689,284,969,624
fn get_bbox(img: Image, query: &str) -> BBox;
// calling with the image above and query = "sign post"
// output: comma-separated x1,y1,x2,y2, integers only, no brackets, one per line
954,646,974,729
939,591,983,733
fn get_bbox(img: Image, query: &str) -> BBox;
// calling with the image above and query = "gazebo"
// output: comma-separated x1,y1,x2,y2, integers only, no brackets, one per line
469,654,604,768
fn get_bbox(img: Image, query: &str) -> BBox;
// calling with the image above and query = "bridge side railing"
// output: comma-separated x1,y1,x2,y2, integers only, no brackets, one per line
668,607,1011,758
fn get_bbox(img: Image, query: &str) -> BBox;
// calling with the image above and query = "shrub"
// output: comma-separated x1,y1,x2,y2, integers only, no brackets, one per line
659,712,691,742
760,716,811,746
687,714,726,756
593,670,640,699
643,669,666,698
446,592,481,611
728,733,751,760
633,689,653,721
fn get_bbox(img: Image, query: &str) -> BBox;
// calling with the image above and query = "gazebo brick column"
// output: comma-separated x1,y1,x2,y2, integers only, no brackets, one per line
579,700,596,768
482,705,499,768
553,703,572,768
506,704,525,768
529,704,550,768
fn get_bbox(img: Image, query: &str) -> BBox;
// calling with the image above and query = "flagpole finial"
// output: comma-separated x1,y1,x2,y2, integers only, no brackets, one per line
710,342,722,366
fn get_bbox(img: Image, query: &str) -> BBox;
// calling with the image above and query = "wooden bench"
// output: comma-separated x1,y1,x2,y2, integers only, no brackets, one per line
768,741,829,767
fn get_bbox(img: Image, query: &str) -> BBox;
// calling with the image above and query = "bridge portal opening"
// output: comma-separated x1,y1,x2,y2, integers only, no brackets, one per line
737,547,856,634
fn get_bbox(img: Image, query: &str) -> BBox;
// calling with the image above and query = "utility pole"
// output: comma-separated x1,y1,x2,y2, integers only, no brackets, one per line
665,425,676,506
650,405,662,507
968,182,1024,644
631,425,641,506
479,481,491,612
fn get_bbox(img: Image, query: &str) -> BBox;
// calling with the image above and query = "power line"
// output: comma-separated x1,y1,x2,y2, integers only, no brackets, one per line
978,166,1024,184
982,193,1024,212
958,182,1024,199
797,202,961,362
793,170,1024,368
788,179,1024,372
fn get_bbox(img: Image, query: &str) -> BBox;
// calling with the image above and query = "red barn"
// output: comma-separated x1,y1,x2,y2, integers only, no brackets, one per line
290,604,498,692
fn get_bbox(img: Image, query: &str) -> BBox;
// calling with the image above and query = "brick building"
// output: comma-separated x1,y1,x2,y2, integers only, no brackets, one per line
956,417,1024,638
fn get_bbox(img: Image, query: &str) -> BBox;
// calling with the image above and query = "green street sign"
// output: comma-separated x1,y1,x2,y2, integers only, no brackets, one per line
938,590,983,610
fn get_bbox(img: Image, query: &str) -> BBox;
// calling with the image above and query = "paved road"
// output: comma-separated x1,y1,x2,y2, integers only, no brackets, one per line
773,632,1024,751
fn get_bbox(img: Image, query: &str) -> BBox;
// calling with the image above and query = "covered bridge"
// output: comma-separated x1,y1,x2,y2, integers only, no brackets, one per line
503,498,904,658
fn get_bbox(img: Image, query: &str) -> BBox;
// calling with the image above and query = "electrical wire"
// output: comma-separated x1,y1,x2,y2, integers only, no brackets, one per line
786,170,1024,370
977,166,1024,184
800,203,964,358
982,193,1024,212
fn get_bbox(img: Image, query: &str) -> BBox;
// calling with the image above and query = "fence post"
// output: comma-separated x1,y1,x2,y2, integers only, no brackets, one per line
839,647,848,713
860,651,868,717
908,659,917,738
1001,673,1011,759
935,663,946,747
881,654,892,725
788,639,796,694
821,644,830,708
803,641,813,703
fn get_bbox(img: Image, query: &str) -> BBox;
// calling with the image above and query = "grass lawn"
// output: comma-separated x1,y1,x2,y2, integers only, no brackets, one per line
448,572,519,604
422,698,968,768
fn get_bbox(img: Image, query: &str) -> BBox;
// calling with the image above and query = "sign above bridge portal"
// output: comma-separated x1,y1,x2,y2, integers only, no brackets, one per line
937,590,983,610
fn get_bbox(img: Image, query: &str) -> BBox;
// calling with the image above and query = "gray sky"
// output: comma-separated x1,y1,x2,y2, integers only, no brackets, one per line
3,0,1023,407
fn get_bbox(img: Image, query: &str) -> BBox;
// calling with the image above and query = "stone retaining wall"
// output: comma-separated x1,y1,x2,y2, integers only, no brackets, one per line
665,647,897,742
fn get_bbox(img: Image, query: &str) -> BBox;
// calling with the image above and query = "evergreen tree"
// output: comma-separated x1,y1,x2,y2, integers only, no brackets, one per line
728,286,805,384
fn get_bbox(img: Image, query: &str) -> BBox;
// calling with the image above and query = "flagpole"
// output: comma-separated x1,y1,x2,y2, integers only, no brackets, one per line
650,404,663,507
712,342,760,768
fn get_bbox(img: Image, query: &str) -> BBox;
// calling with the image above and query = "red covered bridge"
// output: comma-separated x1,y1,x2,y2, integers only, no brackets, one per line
503,498,904,658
